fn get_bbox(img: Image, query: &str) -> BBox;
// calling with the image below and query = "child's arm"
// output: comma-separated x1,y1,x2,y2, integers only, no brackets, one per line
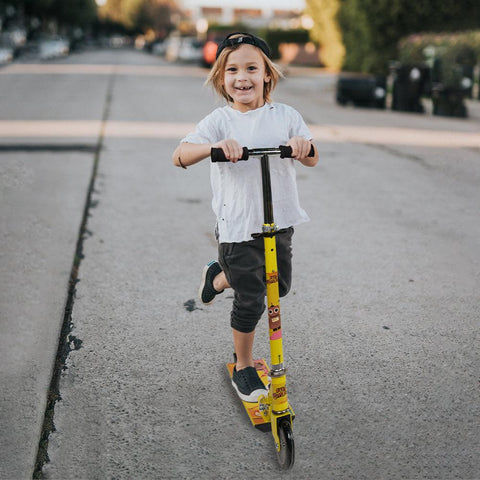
172,139,244,168
172,142,210,168
287,136,319,167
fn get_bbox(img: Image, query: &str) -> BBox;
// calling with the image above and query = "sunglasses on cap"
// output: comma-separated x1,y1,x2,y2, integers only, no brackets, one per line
215,32,271,60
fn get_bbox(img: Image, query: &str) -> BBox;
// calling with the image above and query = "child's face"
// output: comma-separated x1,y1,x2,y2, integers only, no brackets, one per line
223,44,271,112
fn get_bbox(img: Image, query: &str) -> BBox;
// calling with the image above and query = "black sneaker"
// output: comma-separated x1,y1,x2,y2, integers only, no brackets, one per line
232,366,268,402
199,261,224,305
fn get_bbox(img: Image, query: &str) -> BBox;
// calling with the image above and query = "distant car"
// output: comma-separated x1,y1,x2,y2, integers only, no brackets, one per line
38,36,69,60
0,31,19,60
0,44,13,64
202,38,221,67
165,36,181,62
149,40,166,56
177,37,203,63
8,28,27,48
110,35,131,48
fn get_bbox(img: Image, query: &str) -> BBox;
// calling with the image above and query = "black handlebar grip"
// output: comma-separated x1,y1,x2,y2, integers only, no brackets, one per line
279,144,315,158
279,145,293,158
211,147,249,162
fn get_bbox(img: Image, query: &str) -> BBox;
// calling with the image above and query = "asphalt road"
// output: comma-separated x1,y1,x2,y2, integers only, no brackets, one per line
1,48,479,480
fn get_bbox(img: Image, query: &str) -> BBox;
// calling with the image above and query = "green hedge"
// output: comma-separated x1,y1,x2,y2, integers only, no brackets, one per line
338,0,480,75
205,27,310,61
399,31,480,65
260,29,311,60
398,31,479,88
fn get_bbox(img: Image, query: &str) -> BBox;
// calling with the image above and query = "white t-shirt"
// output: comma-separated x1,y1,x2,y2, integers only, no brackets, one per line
182,102,312,243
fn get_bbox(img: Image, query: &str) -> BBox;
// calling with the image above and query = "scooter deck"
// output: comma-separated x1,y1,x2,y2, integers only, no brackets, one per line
226,358,271,430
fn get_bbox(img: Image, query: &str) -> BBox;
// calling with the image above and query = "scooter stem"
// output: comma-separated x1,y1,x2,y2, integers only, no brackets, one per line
260,154,289,414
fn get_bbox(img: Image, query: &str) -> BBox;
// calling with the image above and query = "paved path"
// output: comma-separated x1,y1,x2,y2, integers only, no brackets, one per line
0,48,479,479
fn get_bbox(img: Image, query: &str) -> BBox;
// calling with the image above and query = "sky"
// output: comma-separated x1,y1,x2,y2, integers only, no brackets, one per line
181,0,306,10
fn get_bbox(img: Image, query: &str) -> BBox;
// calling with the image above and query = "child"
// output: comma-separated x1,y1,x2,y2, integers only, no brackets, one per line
172,32,318,402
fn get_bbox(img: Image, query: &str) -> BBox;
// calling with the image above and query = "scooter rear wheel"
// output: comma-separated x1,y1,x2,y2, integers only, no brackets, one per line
276,418,295,469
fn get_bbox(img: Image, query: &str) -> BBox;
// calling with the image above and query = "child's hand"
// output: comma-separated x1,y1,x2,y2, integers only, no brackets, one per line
287,136,312,160
213,139,243,163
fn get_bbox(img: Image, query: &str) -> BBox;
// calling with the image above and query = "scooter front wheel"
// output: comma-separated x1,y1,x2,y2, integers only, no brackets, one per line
276,418,295,469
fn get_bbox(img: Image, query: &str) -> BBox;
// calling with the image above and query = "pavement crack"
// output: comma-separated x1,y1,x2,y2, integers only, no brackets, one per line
0,144,98,153
368,143,432,169
32,70,116,479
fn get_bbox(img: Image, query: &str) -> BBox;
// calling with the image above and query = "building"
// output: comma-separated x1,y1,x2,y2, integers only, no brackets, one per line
178,0,307,30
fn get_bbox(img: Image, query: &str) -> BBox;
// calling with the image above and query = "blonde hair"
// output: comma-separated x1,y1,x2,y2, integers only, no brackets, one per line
206,36,283,104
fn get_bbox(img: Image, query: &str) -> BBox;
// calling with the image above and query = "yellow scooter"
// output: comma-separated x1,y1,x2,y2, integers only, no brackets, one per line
211,144,314,469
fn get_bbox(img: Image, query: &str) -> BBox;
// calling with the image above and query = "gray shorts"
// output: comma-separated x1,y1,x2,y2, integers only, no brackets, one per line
218,227,293,333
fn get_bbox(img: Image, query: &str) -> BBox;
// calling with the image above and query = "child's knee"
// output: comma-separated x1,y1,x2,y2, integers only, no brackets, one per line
230,300,265,333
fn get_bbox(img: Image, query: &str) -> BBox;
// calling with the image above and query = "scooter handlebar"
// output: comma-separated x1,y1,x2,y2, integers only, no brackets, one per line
279,145,316,158
211,146,249,162
210,144,315,162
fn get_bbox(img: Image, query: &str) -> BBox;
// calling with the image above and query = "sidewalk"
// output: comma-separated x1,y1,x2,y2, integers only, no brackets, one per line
0,60,109,479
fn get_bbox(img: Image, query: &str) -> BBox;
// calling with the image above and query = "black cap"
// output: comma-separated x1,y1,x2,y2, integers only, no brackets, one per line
215,32,271,60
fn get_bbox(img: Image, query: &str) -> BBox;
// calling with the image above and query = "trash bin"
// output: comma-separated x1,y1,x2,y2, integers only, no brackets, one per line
478,69,480,101
455,46,476,99
431,57,468,118
432,85,468,118
391,64,428,113
336,74,386,109
460,65,474,98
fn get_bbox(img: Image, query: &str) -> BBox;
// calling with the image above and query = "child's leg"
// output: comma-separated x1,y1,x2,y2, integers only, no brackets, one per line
219,239,266,336
218,238,265,370
213,271,230,292
199,261,229,305
232,328,255,370
231,327,266,402
219,240,268,402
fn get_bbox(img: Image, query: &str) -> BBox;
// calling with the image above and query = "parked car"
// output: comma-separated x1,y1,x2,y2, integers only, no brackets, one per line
336,74,386,109
162,35,204,63
7,28,27,48
1,28,26,56
109,35,131,48
0,31,20,60
38,36,69,60
151,40,167,56
165,35,181,62
177,37,203,63
0,44,13,64
202,38,222,67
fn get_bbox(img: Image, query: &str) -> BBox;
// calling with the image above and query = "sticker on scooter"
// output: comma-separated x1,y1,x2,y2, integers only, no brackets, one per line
268,304,282,340
266,271,278,284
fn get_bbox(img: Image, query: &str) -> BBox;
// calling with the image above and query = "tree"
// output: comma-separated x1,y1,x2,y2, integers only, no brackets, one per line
305,0,345,71
1,0,97,32
135,0,178,35
1,0,55,25
46,0,97,30
338,0,480,74
98,0,128,26
98,0,178,33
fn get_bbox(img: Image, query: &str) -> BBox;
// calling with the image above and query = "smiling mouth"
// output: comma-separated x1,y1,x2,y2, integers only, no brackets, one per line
235,86,252,91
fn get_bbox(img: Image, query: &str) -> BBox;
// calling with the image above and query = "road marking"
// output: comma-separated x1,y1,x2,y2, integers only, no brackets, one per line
0,121,195,138
0,120,102,137
0,64,208,77
0,120,478,148
309,125,480,148
105,121,197,138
